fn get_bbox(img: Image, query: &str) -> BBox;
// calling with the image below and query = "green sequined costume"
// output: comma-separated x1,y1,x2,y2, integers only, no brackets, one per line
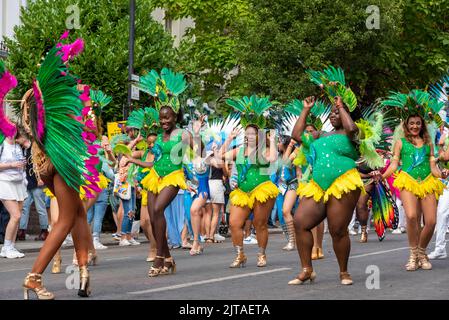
298,134,365,203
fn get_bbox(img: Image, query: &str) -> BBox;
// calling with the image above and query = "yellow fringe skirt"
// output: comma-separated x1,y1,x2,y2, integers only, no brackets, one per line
230,181,279,209
142,168,187,195
297,168,365,203
393,172,444,200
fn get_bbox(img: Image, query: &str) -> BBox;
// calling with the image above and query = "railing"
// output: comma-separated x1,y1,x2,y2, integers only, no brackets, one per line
0,41,9,57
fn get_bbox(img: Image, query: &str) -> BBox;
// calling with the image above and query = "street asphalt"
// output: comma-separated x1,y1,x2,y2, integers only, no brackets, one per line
1,231,448,300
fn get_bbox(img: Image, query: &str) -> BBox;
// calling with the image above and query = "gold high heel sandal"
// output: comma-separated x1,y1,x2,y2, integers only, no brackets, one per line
78,266,91,297
160,256,176,275
88,252,98,266
405,247,419,271
257,253,267,267
311,247,319,260
23,273,55,300
288,268,316,285
317,247,324,259
340,272,353,285
51,256,62,274
360,226,368,243
229,247,247,268
148,256,165,277
417,247,432,270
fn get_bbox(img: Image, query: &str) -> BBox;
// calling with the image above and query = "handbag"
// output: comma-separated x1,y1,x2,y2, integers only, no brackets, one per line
113,174,131,200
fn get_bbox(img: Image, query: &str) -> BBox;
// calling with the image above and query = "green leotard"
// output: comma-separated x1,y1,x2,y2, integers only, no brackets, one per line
153,130,183,177
400,138,431,181
236,147,271,193
310,134,359,190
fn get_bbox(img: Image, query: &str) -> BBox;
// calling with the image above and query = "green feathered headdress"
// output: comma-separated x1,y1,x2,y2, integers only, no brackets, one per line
126,107,160,138
138,68,187,114
284,99,330,131
380,89,445,126
90,89,112,118
225,95,273,129
307,66,357,112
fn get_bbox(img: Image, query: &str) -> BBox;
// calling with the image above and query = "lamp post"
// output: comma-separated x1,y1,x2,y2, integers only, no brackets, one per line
126,0,136,119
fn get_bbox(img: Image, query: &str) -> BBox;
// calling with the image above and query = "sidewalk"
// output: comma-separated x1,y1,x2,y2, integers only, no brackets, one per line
12,228,284,254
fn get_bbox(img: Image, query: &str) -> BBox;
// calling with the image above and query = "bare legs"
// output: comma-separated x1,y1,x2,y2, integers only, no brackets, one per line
293,190,360,282
148,187,179,269
31,173,88,274
141,204,157,260
191,194,207,253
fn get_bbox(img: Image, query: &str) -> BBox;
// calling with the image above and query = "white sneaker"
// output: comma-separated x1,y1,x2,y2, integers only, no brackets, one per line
200,235,206,243
4,247,25,259
348,229,357,236
428,251,447,260
63,234,73,247
119,239,131,246
400,227,406,233
93,239,108,250
392,229,403,234
129,238,140,246
0,246,6,258
446,227,449,234
214,234,225,242
243,236,258,245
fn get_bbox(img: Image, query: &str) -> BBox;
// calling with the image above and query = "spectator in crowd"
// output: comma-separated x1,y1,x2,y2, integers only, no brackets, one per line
17,142,48,241
0,127,30,258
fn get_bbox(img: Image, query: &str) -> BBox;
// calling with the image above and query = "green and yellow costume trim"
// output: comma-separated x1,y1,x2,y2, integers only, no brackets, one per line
298,168,365,203
230,181,279,209
142,168,187,195
80,174,110,201
393,171,444,200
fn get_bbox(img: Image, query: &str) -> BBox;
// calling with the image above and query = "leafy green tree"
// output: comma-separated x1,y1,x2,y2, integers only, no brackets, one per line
150,0,252,117
4,0,175,122
231,0,449,108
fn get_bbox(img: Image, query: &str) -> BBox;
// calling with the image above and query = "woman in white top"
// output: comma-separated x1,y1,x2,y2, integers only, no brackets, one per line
0,128,30,259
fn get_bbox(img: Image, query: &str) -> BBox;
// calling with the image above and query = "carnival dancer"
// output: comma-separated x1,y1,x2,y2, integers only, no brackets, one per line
124,107,160,261
380,89,445,271
18,33,101,299
138,68,203,277
288,66,381,285
218,95,279,268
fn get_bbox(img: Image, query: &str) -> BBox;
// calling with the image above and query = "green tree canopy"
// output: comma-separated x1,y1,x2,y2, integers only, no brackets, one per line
230,0,449,109
4,0,175,122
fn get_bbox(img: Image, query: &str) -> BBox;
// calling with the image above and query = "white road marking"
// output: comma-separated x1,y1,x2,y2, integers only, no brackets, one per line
348,247,410,259
128,267,292,295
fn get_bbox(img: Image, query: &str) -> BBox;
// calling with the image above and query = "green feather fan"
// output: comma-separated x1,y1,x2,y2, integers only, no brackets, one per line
307,66,357,111
32,46,89,192
356,112,384,169
225,95,273,129
138,68,187,113
113,144,132,156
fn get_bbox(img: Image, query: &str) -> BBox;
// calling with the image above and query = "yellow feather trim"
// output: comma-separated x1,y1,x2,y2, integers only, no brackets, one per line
144,168,187,195
393,171,444,200
230,181,279,209
297,168,365,203
79,174,110,201
141,190,148,206
43,188,55,199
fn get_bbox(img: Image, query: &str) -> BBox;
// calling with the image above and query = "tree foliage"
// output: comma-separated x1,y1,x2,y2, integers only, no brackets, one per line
231,0,449,109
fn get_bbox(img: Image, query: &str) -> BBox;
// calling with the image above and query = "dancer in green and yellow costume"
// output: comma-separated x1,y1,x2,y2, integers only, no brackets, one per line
381,90,444,271
124,106,160,262
219,95,279,268
138,68,203,277
288,66,372,286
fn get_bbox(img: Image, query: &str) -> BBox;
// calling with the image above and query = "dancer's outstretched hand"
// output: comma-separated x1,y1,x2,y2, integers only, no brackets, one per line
303,96,315,109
